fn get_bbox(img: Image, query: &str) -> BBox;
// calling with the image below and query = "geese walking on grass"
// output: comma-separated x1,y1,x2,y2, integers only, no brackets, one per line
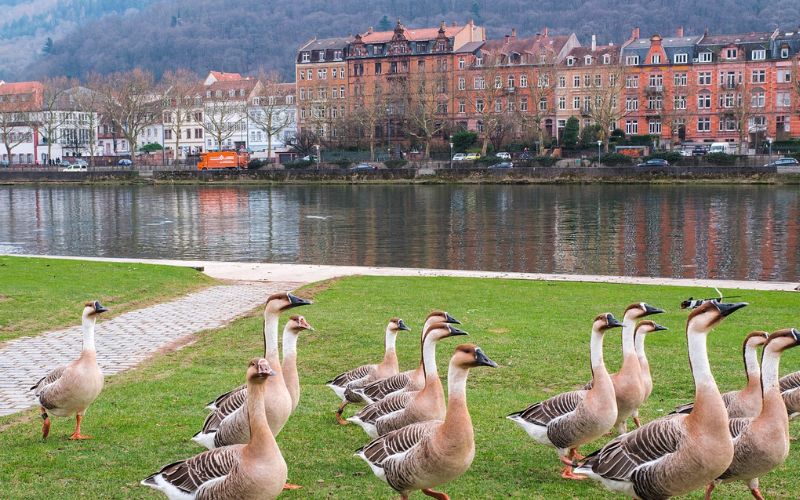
31,301,109,440
356,344,497,500
142,358,287,500
508,313,623,479
705,328,800,500
630,320,669,426
327,318,411,425
573,300,747,499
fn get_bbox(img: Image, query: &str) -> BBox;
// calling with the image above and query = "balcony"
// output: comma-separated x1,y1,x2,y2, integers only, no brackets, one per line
720,82,739,90
645,85,663,95
505,86,516,94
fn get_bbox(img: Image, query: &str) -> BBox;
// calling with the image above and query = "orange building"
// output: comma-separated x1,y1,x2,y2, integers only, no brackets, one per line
295,37,350,140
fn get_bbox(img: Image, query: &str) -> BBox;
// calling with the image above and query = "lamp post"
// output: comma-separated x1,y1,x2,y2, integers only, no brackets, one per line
597,140,602,167
767,137,773,164
449,136,454,169
386,107,391,159
315,143,320,169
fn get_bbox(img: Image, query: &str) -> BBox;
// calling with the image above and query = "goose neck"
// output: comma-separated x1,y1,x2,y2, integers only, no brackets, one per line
590,328,607,371
743,342,761,384
421,334,439,379
81,315,97,352
634,332,647,360
246,380,276,453
621,316,636,357
263,311,280,365
758,345,790,424
440,362,472,441
384,326,397,355
687,327,715,389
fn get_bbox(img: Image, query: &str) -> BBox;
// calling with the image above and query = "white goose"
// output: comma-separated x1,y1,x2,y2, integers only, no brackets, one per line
357,344,497,500
705,328,800,500
194,292,311,449
574,300,748,499
142,358,287,500
327,318,411,425
508,313,623,479
31,301,109,440
348,322,468,438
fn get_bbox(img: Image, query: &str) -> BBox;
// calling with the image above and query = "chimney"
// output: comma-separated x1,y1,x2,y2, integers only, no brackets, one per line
650,34,663,47
632,27,640,40
676,26,684,37
511,28,517,38
505,34,510,44
591,34,597,52
543,26,548,37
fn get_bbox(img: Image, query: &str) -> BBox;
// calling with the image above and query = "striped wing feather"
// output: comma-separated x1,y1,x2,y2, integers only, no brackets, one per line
360,421,438,467
359,371,412,401
201,388,247,433
356,391,416,425
727,417,751,440
31,366,66,392
207,384,245,409
779,371,800,393
672,390,735,415
145,445,243,493
511,390,586,425
328,364,374,387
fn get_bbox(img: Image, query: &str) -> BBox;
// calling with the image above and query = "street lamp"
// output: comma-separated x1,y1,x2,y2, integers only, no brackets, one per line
386,107,391,159
767,137,773,164
597,140,602,167
449,136,454,169
315,144,320,168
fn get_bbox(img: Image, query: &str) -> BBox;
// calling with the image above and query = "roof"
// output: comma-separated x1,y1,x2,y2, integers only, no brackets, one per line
0,81,43,110
625,35,703,49
298,37,351,52
360,25,462,44
206,78,258,92
0,81,43,96
563,45,620,66
699,32,773,45
454,40,484,54
208,71,243,81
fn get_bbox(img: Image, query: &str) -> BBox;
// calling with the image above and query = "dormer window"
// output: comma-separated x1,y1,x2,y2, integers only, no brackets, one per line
751,49,766,60
652,54,661,64
566,56,575,66
334,50,343,61
625,55,639,65
602,54,611,64
318,51,325,62
699,52,712,63
781,47,790,58
585,55,592,65
674,53,688,64
301,52,310,63
475,56,483,67
725,48,737,59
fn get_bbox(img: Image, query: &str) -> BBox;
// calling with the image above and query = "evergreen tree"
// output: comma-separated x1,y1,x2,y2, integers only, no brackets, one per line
42,37,53,54
563,116,579,150
470,1,482,23
378,15,391,31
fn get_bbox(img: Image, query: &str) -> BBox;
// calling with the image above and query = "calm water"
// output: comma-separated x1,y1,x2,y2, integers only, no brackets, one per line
1,184,799,281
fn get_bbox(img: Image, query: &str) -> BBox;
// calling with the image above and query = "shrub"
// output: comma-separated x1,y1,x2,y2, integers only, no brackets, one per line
562,116,579,149
332,159,353,168
704,152,737,166
475,155,498,164
383,159,408,168
283,159,313,169
451,130,478,152
532,156,557,167
600,153,633,166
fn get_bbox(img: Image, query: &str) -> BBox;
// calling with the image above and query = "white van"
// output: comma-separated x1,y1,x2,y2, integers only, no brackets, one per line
708,142,735,154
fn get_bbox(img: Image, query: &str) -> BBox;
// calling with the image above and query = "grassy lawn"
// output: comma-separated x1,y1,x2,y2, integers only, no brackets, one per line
0,256,215,343
0,275,799,498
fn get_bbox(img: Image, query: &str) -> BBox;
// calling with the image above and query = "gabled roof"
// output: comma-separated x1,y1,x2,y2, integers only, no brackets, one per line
297,37,351,52
699,32,773,45
563,45,620,66
625,35,703,49
361,25,462,44
0,81,44,110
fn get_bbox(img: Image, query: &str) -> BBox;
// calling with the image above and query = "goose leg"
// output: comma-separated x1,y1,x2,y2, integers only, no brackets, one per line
68,413,91,440
421,488,450,500
40,407,51,439
560,466,587,480
748,478,764,500
569,447,585,461
335,402,349,425
632,414,642,428
704,482,715,500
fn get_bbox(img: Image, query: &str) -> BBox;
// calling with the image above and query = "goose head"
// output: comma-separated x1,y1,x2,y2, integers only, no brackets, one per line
83,301,109,319
247,357,276,382
687,300,748,333
388,317,411,334
425,322,468,343
285,315,314,335
743,330,769,348
426,310,461,326
635,320,668,336
764,328,800,353
452,344,498,369
265,292,312,313
593,313,624,334
624,302,664,321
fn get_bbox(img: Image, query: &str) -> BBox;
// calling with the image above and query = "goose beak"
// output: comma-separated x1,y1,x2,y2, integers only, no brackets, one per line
644,304,664,315
397,319,411,331
716,302,748,317
447,325,469,336
256,359,275,378
791,328,800,344
444,313,461,325
654,323,668,332
287,293,312,308
475,348,498,368
94,301,109,314
606,314,623,329
299,318,314,331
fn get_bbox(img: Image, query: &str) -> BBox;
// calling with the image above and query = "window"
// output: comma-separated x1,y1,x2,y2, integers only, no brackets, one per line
332,68,337,79
583,96,591,112
648,74,663,89
340,67,346,79
751,70,766,83
299,88,305,100
625,120,638,134
475,56,483,67
475,99,485,112
720,93,735,108
751,91,765,108
697,117,711,132
777,91,791,107
458,58,465,69
566,56,575,66
520,97,529,112
626,97,639,111
558,96,566,110
495,76,502,89
520,75,528,88
585,55,592,65
609,74,617,86
647,95,662,110
301,52,310,62
340,86,345,98
674,73,687,86
584,74,591,87
458,77,466,90
777,115,790,132
195,129,203,139
184,129,191,140
164,129,173,140
725,48,738,59
494,99,502,112
375,63,382,75
781,47,790,59
674,95,686,109
558,76,566,88
319,69,327,79
749,116,766,130
625,75,639,88
573,96,580,110
719,117,737,131
458,100,465,114
625,55,639,65
334,50,343,61
507,75,515,88
697,92,711,109
777,69,792,83
474,77,485,89
535,97,545,111
699,52,712,63
573,75,580,87
299,71,305,80
751,49,766,60
307,69,312,79
594,74,602,87
674,53,688,64
603,54,611,64
652,54,661,64
698,72,712,85
648,120,661,134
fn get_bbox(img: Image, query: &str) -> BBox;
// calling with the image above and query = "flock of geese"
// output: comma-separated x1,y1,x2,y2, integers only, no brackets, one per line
28,293,800,499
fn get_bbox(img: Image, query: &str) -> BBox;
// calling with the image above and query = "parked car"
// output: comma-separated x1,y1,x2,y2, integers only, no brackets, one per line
118,159,133,166
350,163,377,172
71,159,89,167
488,161,514,169
61,164,87,172
495,152,511,160
637,158,670,167
301,155,318,162
451,153,467,161
691,146,708,156
464,152,480,161
0,160,8,168
764,157,800,167
518,152,533,160
679,149,693,157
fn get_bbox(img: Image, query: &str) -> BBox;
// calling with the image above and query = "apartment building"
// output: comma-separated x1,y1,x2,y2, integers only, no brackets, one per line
295,37,350,139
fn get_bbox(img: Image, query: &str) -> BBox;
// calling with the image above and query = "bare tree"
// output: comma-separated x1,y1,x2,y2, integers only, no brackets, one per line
585,61,627,152
37,76,73,163
97,68,160,163
403,70,448,158
473,56,508,155
202,88,247,151
516,58,557,151
72,76,104,166
161,69,200,161
724,78,759,153
659,70,694,148
348,83,386,160
0,110,33,165
247,72,294,159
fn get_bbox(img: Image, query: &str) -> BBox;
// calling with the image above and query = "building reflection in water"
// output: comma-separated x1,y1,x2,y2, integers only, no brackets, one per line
0,184,798,281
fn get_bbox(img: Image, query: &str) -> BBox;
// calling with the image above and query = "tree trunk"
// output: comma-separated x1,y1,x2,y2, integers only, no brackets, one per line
369,134,375,161
481,134,489,156
267,134,273,159
425,139,430,159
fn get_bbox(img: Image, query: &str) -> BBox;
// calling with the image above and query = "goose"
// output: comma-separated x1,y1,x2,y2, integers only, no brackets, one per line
194,292,311,449
630,320,669,427
778,370,800,419
672,331,768,418
327,318,411,425
280,315,314,412
142,358,287,500
31,301,109,440
356,344,497,500
354,311,460,404
573,300,748,499
507,313,623,480
705,328,800,500
348,322,468,438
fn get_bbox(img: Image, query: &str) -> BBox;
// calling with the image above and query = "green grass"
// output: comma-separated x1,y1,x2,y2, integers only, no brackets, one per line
0,256,215,342
0,275,799,499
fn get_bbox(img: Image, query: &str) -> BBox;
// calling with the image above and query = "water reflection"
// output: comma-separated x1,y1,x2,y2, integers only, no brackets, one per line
0,184,798,281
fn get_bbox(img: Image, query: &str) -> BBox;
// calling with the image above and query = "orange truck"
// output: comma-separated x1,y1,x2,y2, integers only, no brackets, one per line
197,151,250,170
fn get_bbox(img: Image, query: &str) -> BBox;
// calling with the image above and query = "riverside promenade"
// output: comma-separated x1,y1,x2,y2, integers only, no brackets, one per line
1,254,796,417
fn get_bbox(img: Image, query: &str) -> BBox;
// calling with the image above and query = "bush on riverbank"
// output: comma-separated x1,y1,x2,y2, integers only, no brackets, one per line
704,152,737,165
600,153,633,166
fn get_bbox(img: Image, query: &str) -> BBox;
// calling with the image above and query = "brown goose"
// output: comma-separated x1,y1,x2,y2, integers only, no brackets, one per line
142,358,287,500
194,292,311,449
31,301,109,440
327,318,411,425
348,322,468,438
354,311,460,404
630,320,668,426
672,331,768,418
705,328,800,500
778,370,800,419
508,313,623,479
356,344,497,500
574,300,748,498
280,315,315,412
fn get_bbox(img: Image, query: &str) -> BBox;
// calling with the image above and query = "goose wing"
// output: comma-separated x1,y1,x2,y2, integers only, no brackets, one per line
727,417,751,440
206,384,245,409
358,420,439,467
30,366,66,393
509,390,586,425
328,364,375,387
779,371,800,392
142,445,243,493
201,388,247,433
358,370,413,402
672,390,736,415
356,391,416,425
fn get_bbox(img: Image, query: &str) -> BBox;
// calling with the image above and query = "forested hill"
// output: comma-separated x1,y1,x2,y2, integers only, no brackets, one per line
12,0,800,82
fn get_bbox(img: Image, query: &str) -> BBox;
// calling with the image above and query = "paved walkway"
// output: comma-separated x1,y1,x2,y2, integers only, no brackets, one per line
0,281,298,417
